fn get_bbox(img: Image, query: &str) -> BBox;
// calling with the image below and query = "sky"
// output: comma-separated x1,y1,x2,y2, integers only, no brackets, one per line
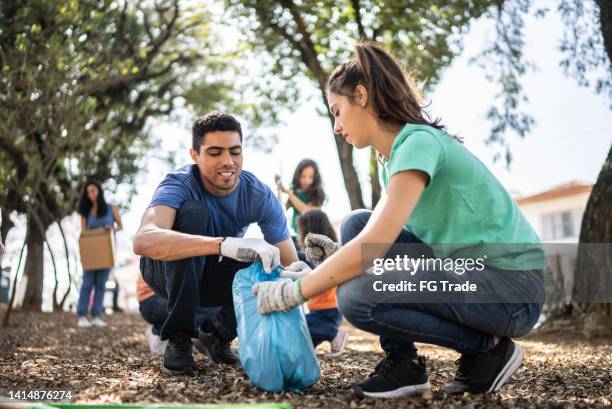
116,4,611,242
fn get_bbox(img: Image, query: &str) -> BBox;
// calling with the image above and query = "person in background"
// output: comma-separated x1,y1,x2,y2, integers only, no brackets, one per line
276,159,325,242
297,209,348,357
111,275,123,313
76,180,123,327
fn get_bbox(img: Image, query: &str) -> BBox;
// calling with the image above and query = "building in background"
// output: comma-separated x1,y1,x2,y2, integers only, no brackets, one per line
516,181,593,304
517,181,592,243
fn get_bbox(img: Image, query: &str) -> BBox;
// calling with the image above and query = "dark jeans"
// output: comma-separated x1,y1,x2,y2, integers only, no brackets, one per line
306,308,343,347
139,293,220,336
140,200,250,341
336,209,545,358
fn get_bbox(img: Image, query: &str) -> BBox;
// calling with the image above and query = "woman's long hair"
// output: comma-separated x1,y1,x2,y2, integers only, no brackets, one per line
327,41,446,132
78,180,108,218
297,209,338,244
288,159,325,206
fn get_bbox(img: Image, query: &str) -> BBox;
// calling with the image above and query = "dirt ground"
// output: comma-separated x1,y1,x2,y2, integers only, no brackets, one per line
0,311,610,408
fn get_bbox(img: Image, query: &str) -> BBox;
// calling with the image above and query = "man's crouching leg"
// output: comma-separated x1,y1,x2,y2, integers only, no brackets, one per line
140,200,211,375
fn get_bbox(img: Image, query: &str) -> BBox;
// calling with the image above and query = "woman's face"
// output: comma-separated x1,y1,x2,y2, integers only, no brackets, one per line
86,184,99,204
327,88,372,149
299,166,315,191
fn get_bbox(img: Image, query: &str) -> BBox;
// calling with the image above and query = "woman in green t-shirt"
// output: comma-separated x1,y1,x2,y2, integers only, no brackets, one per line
276,159,326,240
255,42,545,398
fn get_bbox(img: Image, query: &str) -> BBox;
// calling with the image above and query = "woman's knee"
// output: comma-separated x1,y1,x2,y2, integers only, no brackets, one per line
340,209,372,245
336,275,375,327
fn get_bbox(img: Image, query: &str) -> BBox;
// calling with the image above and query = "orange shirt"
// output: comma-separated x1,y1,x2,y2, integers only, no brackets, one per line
307,287,337,311
136,273,155,302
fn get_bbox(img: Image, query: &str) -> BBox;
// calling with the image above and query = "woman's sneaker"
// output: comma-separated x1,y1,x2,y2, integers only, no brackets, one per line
90,317,108,327
327,329,349,357
441,337,524,394
354,353,431,398
77,317,92,327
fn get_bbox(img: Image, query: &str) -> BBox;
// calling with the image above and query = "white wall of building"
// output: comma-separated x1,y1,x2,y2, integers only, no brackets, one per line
518,191,591,243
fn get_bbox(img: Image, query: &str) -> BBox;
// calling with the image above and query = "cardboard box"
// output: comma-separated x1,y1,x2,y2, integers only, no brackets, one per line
79,228,116,270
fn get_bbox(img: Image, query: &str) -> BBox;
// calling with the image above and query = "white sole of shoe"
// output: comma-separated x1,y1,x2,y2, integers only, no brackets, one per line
327,332,349,357
359,382,431,398
488,343,524,392
160,362,196,376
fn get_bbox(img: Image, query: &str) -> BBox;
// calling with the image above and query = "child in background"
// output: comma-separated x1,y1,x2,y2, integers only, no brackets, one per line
276,159,325,243
297,209,348,357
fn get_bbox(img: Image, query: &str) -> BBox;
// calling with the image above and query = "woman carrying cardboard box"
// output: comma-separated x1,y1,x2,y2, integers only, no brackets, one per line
76,180,123,327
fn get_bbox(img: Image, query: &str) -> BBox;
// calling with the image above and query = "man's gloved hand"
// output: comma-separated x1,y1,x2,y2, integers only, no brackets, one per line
252,279,307,314
304,233,340,265
220,237,280,273
279,261,312,279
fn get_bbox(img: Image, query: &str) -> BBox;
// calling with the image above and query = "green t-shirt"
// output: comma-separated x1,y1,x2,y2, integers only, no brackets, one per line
382,124,546,271
290,190,310,234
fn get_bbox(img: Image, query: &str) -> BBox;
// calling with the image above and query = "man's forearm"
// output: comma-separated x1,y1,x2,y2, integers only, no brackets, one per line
133,227,222,261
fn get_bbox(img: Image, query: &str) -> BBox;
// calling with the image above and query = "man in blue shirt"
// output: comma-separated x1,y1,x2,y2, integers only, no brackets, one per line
134,112,305,375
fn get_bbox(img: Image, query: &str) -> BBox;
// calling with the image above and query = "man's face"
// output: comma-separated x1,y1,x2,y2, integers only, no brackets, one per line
190,130,243,195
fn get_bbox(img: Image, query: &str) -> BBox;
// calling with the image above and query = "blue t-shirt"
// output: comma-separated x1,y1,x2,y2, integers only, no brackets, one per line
149,164,289,244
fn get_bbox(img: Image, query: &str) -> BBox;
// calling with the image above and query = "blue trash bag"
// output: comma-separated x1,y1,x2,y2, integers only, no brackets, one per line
232,260,320,393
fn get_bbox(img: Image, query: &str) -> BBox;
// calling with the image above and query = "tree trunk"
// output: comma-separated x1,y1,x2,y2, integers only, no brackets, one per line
21,215,46,311
573,146,612,313
595,0,612,64
316,88,366,209
1,209,13,245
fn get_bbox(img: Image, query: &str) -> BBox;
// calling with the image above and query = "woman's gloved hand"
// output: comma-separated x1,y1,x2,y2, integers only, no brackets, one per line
280,261,312,279
252,279,307,314
304,233,340,265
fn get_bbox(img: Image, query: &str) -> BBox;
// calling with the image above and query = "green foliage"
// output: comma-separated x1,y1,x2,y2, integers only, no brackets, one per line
225,0,496,106
0,0,231,224
471,0,610,165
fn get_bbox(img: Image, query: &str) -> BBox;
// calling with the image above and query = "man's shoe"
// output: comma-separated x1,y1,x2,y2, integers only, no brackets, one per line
145,326,167,356
354,353,430,398
77,317,92,327
193,326,239,365
441,337,524,394
162,333,198,375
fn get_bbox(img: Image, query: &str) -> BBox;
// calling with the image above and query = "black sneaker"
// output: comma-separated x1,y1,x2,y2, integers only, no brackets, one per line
161,332,198,375
193,326,239,365
354,353,430,398
441,337,524,394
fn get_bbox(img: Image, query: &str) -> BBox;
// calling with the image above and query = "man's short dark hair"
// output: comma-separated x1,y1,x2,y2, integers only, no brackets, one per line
192,112,243,152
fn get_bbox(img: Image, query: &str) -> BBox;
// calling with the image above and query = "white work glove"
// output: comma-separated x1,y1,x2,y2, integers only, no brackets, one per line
220,237,280,273
304,233,340,265
279,261,312,279
252,279,307,314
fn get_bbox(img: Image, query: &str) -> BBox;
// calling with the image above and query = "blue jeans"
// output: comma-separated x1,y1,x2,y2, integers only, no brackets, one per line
139,293,220,336
307,308,343,347
76,268,111,318
140,200,251,341
336,210,544,358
